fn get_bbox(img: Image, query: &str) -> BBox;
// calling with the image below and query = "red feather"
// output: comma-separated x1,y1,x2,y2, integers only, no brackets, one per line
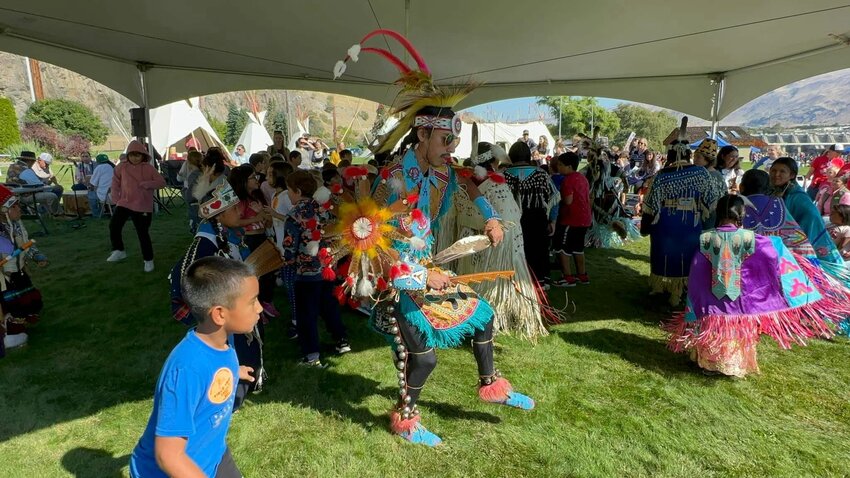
399,263,412,274
318,248,330,260
344,166,368,179
337,258,351,277
311,230,322,241
333,285,347,304
380,167,391,180
347,298,361,309
331,183,343,194
457,168,473,178
405,193,419,205
306,218,318,229
376,277,388,291
322,266,337,281
411,208,425,226
345,275,355,287
390,264,402,279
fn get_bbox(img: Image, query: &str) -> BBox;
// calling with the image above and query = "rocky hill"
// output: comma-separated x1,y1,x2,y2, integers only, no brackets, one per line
0,52,380,147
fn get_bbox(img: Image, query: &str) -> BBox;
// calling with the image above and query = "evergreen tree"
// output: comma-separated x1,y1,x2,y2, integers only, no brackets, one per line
0,97,21,150
224,103,248,147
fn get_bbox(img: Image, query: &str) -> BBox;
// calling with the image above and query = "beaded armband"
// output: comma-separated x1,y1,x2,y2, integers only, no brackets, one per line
473,196,500,222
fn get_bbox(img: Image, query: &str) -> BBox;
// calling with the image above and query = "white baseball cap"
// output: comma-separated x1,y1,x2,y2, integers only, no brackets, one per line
38,152,53,164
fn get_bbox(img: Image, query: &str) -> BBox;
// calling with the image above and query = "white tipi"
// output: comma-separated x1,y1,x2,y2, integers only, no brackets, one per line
237,111,274,156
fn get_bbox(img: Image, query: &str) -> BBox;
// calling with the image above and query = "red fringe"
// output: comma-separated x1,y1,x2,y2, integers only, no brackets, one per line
321,267,337,281
389,411,420,434
478,378,513,403
333,285,347,304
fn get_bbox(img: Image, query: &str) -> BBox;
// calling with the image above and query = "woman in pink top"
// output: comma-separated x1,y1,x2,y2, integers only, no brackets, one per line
107,140,166,272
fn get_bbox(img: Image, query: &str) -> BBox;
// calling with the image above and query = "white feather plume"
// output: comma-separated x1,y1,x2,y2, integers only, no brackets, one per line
356,277,375,297
388,177,403,192
347,44,361,62
333,60,347,80
474,165,487,180
305,241,319,257
313,186,331,205
409,236,426,250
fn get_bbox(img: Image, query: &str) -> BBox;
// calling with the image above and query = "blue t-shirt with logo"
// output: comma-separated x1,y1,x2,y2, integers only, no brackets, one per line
129,330,238,478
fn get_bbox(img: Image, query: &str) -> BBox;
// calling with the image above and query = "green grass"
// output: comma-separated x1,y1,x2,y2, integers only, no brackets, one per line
1,206,849,477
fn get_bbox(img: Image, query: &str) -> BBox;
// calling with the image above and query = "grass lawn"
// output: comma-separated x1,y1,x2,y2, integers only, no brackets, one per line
1,205,849,477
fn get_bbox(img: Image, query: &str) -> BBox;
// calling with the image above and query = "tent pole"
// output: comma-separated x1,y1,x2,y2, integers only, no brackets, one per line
558,96,562,140
709,74,726,139
138,64,156,162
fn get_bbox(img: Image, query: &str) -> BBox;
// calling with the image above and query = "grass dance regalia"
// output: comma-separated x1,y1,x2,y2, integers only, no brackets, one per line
452,140,557,341
664,196,850,377
169,182,266,408
580,137,640,248
640,118,723,306
333,29,534,447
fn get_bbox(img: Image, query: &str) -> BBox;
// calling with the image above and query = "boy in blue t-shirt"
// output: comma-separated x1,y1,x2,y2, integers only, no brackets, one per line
130,256,262,478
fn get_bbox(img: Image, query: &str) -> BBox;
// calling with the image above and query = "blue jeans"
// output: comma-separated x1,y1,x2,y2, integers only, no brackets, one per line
87,191,101,218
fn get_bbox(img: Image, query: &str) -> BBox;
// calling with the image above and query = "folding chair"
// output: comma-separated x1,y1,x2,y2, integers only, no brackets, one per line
159,160,186,209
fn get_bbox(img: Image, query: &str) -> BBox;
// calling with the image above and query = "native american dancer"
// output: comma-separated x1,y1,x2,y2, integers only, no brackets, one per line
640,119,723,306
0,185,47,356
332,29,535,447
663,195,850,377
739,169,850,335
169,182,265,409
451,141,552,341
580,138,640,248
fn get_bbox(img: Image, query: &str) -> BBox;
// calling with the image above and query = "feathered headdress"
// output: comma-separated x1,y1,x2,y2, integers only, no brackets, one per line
664,116,692,165
333,29,477,153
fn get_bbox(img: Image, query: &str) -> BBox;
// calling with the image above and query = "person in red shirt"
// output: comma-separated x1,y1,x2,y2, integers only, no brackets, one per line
552,152,591,287
805,144,845,199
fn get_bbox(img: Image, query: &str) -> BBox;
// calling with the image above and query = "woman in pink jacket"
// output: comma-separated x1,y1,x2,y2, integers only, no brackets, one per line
107,140,166,272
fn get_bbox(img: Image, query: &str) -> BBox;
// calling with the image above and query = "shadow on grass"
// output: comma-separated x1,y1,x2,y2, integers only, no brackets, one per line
61,447,129,478
557,328,693,376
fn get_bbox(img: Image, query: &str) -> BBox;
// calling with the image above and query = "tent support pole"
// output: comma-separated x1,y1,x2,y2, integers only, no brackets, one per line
709,74,726,139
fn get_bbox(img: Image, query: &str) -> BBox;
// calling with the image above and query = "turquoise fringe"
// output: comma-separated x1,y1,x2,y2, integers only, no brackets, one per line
398,293,493,349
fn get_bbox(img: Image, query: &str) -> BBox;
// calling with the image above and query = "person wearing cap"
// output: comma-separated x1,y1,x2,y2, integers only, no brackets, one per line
16,154,62,216
805,144,845,200
31,152,64,198
88,154,115,218
517,129,537,153
0,184,48,354
107,140,166,272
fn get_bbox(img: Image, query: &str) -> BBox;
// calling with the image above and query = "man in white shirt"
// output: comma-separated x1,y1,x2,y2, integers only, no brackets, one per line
31,153,64,198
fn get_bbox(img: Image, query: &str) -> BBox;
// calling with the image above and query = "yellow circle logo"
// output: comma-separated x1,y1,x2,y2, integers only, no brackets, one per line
207,367,234,404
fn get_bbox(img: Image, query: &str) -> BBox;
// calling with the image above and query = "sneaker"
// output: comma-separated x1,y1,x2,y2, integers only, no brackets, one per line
106,250,127,262
143,260,155,272
335,339,352,354
577,274,590,285
3,332,28,349
552,276,577,287
298,357,329,369
287,324,299,340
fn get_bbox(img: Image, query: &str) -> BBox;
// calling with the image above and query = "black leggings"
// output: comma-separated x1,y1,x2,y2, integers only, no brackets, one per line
109,206,154,260
521,207,551,283
396,313,495,409
215,448,242,478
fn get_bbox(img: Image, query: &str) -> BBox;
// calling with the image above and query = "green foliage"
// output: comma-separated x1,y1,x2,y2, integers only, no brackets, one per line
4,140,41,160
537,96,620,140
1,217,849,477
611,103,678,151
207,116,227,144
224,103,248,147
0,97,21,150
357,110,369,122
23,99,108,145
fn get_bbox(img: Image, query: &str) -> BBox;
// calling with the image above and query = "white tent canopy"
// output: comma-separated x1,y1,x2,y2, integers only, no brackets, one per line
150,97,227,157
2,1,850,120
236,111,273,155
454,121,554,160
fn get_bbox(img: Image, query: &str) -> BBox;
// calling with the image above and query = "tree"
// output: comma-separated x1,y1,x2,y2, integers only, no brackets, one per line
207,116,227,144
537,96,620,140
611,104,678,151
224,103,248,147
0,97,21,150
23,99,108,144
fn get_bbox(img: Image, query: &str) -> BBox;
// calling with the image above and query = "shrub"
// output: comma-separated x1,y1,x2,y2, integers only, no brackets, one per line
5,140,42,160
0,97,21,150
57,134,91,159
21,122,61,154
23,99,108,145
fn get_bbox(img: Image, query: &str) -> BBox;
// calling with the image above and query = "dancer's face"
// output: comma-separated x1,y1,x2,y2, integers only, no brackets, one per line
417,128,457,167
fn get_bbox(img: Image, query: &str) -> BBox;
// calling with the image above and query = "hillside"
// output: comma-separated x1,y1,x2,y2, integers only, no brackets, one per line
0,52,380,147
